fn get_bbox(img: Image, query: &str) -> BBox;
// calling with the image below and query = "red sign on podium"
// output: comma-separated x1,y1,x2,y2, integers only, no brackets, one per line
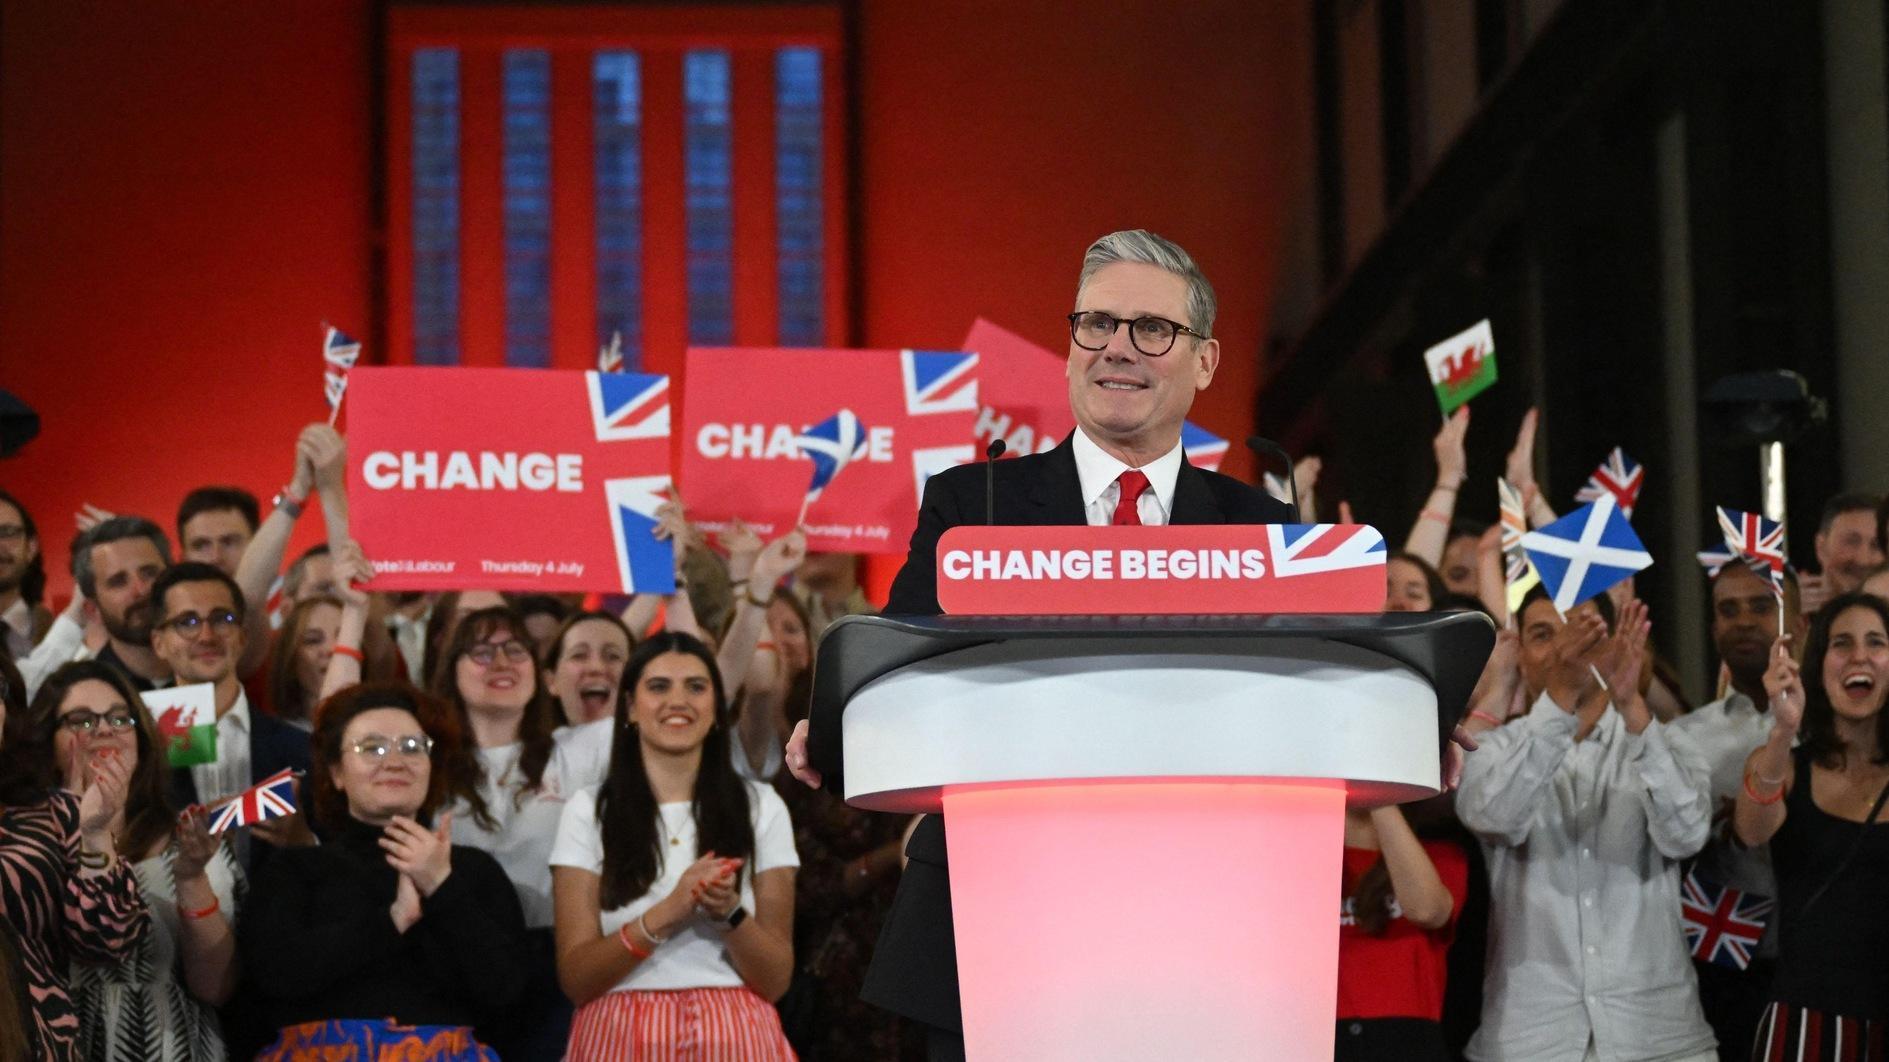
935,524,1388,615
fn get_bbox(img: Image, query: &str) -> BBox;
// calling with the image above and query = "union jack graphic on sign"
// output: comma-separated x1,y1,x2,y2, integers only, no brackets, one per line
901,350,979,415
1265,524,1387,578
587,371,670,442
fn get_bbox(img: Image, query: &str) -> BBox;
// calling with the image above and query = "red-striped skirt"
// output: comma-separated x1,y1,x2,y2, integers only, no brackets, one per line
1754,1002,1889,1062
566,986,796,1061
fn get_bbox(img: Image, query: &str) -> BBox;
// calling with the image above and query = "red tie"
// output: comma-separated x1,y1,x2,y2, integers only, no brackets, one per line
1111,469,1150,526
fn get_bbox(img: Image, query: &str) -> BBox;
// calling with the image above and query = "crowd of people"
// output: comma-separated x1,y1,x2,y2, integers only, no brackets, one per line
2,256,1887,1062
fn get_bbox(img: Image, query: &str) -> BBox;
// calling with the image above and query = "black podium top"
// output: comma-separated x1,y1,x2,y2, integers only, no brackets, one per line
806,611,1496,791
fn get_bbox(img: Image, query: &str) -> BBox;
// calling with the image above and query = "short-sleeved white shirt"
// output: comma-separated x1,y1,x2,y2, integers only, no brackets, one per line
549,781,798,992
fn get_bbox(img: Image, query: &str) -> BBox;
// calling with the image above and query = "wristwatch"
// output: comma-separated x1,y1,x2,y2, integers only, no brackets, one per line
272,487,306,520
720,906,748,931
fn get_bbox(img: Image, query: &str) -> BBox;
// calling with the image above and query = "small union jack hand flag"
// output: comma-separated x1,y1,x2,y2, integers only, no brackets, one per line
322,325,362,371
207,768,299,834
1715,505,1787,598
1573,447,1645,518
1680,867,1774,971
598,330,625,374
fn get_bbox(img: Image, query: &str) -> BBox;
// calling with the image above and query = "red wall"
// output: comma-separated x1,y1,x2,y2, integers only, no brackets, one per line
2,1,376,601
2,1,1309,604
854,0,1312,482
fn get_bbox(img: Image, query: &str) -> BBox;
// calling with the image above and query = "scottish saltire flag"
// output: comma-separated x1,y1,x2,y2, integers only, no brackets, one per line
323,326,362,371
1180,422,1229,472
901,350,979,415
324,370,349,414
143,684,218,768
1499,477,1540,613
1574,447,1645,518
603,477,676,595
586,371,669,443
1265,524,1387,579
796,410,871,501
1680,868,1774,971
1521,496,1653,612
598,330,625,373
207,768,299,834
1423,319,1497,414
1716,506,1787,596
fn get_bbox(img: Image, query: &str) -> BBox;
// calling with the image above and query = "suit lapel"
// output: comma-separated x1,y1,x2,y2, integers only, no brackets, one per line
1169,457,1228,525
1022,434,1089,525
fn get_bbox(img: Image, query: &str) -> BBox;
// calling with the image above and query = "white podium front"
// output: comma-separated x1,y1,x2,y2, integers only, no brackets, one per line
809,613,1493,1062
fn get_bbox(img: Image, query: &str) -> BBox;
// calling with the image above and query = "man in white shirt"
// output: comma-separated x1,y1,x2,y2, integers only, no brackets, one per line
149,562,312,865
1670,562,1803,1059
1459,584,1716,1062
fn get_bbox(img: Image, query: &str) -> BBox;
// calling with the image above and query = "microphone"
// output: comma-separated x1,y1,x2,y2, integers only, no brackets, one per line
985,438,1007,524
1245,436,1300,523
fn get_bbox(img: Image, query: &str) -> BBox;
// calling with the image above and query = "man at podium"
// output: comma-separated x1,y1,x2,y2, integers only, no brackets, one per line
786,229,1293,1060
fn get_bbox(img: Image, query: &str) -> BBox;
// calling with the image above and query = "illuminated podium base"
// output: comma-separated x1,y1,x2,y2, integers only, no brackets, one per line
945,779,1345,1060
817,614,1491,1062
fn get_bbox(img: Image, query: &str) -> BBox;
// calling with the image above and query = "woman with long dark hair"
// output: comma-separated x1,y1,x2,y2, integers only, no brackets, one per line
0,654,147,1061
430,604,570,1059
240,682,527,1059
551,631,797,1059
1736,591,1889,1057
41,660,241,1060
264,595,342,729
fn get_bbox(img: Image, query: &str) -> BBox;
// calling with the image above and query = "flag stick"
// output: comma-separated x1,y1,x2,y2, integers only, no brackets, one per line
1548,598,1614,698
327,396,343,428
793,493,812,529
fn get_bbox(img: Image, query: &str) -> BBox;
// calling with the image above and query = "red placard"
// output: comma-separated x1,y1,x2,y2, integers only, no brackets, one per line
679,347,978,553
346,367,676,593
936,524,1388,615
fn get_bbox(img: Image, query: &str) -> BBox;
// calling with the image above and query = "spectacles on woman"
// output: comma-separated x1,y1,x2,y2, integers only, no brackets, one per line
59,710,139,733
349,733,435,759
465,640,533,667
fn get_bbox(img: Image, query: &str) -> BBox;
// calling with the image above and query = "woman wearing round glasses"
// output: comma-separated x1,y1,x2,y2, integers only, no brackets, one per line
429,605,571,1060
240,682,528,1060
0,655,150,1062
32,660,241,1061
551,631,798,1059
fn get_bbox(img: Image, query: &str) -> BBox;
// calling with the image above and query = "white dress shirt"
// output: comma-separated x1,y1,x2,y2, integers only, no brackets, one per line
1070,427,1182,527
18,611,88,700
1670,691,1780,935
1458,694,1717,1062
190,688,252,806
2,597,34,662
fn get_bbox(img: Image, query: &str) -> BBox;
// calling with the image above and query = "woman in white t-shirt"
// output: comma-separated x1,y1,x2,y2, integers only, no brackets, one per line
551,630,798,1060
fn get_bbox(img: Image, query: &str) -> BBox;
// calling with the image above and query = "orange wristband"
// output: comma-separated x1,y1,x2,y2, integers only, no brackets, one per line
1743,771,1785,805
180,897,221,921
617,921,651,959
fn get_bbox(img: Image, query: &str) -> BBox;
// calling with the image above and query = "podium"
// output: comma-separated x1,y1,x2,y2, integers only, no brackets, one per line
810,611,1494,1061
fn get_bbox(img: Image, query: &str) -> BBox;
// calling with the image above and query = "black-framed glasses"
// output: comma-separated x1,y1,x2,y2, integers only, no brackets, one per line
59,709,139,733
349,734,435,759
1066,311,1205,357
156,609,241,637
465,640,533,667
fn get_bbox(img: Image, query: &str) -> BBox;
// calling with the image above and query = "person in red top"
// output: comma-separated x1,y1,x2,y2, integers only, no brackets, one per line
1336,801,1470,1062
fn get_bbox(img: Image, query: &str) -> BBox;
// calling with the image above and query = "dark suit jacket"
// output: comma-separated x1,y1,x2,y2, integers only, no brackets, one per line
853,432,1292,1031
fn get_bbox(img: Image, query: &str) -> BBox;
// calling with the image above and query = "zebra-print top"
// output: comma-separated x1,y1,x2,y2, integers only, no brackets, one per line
0,790,148,1062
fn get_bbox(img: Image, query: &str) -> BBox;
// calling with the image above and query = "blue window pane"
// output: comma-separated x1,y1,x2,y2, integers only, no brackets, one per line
411,47,460,365
684,50,733,345
594,51,643,370
775,47,823,345
502,49,552,367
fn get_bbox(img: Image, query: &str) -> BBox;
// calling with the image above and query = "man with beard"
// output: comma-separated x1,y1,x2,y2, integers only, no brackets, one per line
71,515,173,692
0,488,50,660
1671,562,1805,1060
